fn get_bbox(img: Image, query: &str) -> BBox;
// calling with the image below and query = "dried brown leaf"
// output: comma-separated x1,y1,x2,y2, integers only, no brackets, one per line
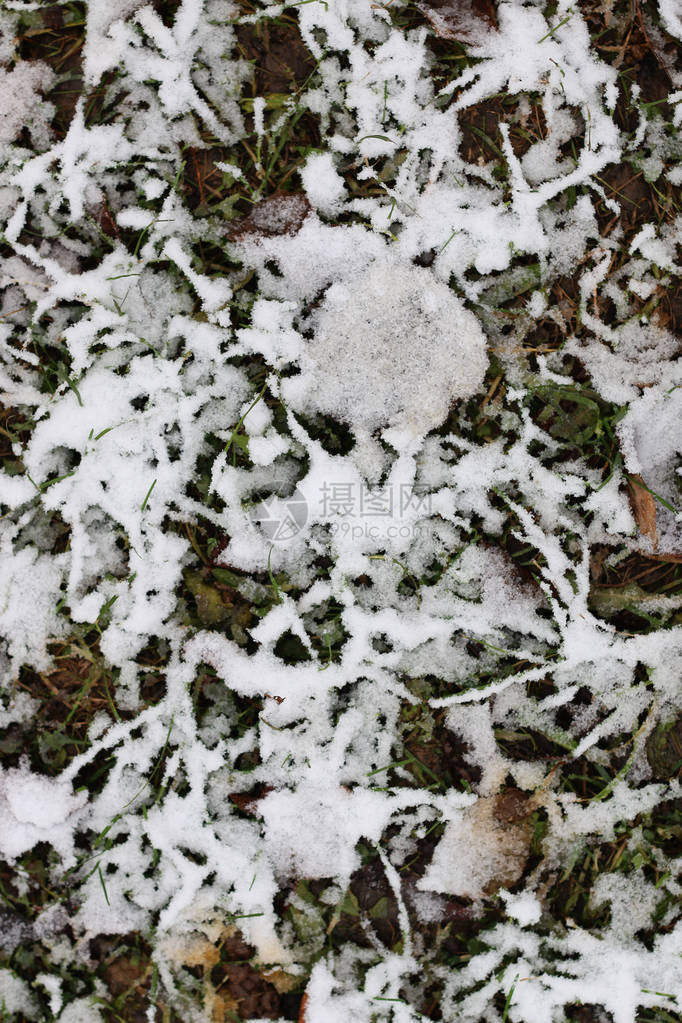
162,934,220,969
262,968,299,994
421,790,535,899
228,192,310,241
417,0,497,42
229,784,273,815
211,993,241,1023
104,956,148,996
627,474,658,551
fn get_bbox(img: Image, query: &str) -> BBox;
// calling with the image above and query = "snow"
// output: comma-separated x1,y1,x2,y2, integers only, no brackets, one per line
0,545,66,674
0,969,37,1019
0,62,55,146
57,998,103,1023
499,891,542,927
294,256,488,444
418,794,531,900
658,0,682,42
0,0,681,1019
300,152,346,214
0,767,87,863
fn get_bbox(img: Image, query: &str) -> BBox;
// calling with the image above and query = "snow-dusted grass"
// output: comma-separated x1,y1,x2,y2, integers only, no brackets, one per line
1,0,682,1020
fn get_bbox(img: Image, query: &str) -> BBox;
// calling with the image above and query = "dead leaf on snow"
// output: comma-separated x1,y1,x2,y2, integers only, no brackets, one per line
228,192,311,241
417,0,497,43
418,789,535,900
627,474,658,551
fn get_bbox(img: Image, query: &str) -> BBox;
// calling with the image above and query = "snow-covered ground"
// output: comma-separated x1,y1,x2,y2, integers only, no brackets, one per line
1,0,682,1020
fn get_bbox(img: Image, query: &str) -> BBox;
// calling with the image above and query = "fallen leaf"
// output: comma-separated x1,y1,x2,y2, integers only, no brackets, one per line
627,474,658,551
299,992,308,1023
213,962,280,1020
261,968,299,994
161,933,220,969
229,193,310,241
646,717,682,780
229,784,273,815
104,956,148,996
95,201,119,239
590,581,682,619
185,571,230,626
418,789,535,899
493,787,534,826
211,993,241,1023
417,0,497,43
